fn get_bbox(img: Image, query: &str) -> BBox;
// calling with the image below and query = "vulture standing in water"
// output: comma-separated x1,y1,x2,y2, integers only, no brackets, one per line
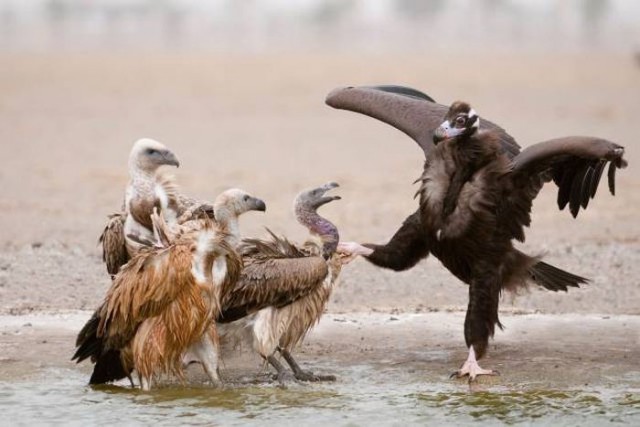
217,182,349,384
100,138,216,277
73,209,241,391
329,86,627,380
77,141,266,388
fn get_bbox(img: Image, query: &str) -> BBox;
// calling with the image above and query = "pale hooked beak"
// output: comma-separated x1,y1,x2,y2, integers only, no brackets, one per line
162,150,180,168
317,182,342,206
433,120,464,144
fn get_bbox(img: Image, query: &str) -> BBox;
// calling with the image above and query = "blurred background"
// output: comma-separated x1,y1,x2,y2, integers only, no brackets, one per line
0,0,638,313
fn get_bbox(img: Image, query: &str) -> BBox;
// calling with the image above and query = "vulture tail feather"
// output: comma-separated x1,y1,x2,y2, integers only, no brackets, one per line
89,350,130,385
529,261,589,292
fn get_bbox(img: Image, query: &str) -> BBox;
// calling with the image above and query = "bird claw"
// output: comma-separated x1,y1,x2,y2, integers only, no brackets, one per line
294,371,336,382
450,360,499,382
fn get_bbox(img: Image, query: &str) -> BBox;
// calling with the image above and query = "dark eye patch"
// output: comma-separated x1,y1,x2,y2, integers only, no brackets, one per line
146,148,158,155
243,195,250,201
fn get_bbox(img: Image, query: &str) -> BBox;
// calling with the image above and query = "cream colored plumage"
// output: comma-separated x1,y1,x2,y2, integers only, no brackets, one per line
218,182,351,383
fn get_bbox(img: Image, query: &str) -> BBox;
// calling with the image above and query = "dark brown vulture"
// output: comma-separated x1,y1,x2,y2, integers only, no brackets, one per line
329,86,627,380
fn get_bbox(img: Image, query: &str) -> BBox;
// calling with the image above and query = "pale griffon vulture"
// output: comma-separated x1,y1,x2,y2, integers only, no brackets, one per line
100,138,215,276
217,182,352,384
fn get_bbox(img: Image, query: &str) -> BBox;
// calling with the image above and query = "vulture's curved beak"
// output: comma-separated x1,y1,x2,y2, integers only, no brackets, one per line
316,182,341,207
251,197,267,212
162,150,180,168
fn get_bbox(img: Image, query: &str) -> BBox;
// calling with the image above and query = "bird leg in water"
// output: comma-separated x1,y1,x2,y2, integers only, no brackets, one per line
450,346,499,382
279,348,336,382
267,354,293,387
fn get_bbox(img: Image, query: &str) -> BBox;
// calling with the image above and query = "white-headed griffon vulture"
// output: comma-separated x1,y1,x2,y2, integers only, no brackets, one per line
100,138,216,277
329,86,627,381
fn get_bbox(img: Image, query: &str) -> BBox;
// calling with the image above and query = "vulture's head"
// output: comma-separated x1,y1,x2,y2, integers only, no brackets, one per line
129,138,180,173
295,182,341,213
214,189,266,220
433,101,480,144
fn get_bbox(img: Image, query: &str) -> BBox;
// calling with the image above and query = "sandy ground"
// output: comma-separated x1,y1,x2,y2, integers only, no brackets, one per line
0,52,639,390
1,311,639,390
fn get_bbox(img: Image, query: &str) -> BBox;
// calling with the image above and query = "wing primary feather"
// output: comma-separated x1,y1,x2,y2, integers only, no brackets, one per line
580,165,595,209
569,165,587,217
590,160,606,199
607,161,617,195
557,167,576,211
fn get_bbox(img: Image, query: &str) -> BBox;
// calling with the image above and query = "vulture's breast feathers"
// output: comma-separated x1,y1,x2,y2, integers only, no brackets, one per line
417,130,510,240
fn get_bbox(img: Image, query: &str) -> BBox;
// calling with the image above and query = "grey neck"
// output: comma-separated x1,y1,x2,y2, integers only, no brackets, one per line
295,205,339,259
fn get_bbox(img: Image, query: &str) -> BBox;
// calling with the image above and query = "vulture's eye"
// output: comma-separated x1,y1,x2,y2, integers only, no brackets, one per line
243,195,250,202
455,116,466,126
146,148,157,155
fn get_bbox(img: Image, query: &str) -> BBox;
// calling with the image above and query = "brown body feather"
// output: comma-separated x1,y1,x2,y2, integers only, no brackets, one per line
330,88,627,362
75,220,239,389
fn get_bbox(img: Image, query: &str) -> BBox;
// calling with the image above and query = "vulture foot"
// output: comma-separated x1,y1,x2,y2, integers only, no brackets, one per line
450,346,500,382
450,361,499,382
267,354,294,388
280,348,337,382
294,370,337,382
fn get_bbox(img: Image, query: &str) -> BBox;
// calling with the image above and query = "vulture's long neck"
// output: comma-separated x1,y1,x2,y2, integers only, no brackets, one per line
295,205,339,259
213,207,240,248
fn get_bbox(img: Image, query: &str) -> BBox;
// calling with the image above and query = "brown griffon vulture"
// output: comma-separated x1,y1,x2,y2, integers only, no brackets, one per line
73,210,242,391
217,182,350,384
329,86,627,380
99,138,217,277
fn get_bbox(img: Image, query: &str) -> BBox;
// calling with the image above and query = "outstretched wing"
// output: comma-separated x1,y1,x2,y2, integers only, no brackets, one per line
218,235,328,323
325,85,520,157
503,136,627,241
99,213,129,276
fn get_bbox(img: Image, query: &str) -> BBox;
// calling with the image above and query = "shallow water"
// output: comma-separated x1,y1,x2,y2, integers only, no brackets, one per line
3,365,639,426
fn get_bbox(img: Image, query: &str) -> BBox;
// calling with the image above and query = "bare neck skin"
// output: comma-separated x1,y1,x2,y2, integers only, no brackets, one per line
295,204,339,259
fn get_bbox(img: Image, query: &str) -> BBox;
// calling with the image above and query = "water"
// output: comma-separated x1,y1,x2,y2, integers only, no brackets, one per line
3,365,638,426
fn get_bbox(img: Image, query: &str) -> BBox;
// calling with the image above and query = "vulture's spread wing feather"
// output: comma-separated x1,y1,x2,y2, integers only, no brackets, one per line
99,213,129,276
218,234,328,323
512,136,626,214
325,85,521,157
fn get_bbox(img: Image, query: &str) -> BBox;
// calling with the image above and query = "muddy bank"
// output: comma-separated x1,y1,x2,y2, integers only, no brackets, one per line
1,311,639,388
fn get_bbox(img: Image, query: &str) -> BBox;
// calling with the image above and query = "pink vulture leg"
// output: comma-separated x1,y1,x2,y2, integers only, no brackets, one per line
451,346,499,382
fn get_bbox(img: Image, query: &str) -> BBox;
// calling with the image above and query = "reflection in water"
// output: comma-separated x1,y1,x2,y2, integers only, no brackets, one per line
0,0,637,53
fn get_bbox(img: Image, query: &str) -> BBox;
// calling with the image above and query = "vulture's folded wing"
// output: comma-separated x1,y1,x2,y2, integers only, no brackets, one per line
99,213,129,276
98,245,193,350
218,255,329,323
325,85,521,157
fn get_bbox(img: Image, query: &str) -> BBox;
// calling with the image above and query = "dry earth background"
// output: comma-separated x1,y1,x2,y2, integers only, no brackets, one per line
1,52,638,315
0,2,639,424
